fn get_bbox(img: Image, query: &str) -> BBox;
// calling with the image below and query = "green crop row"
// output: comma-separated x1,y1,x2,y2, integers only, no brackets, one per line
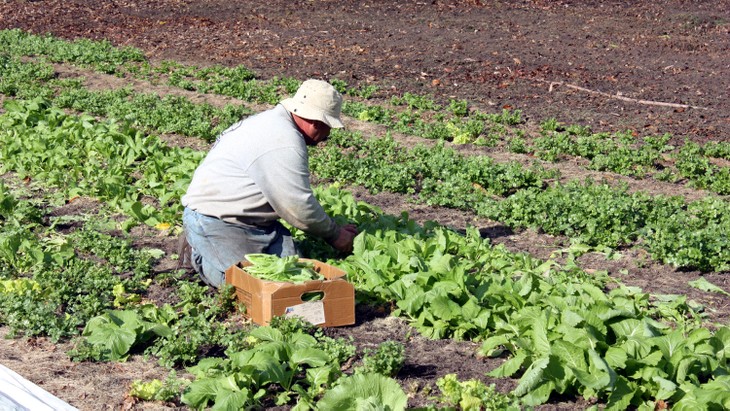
0,28,145,74
0,98,203,226
532,124,672,177
2,28,729,196
1,99,728,408
533,121,730,194
316,186,730,409
3,36,729,271
0,54,248,142
2,91,728,272
311,130,552,199
0,182,156,340
311,129,730,272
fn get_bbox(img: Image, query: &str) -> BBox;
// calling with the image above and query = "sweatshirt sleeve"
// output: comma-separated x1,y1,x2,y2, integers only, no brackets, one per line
247,146,339,242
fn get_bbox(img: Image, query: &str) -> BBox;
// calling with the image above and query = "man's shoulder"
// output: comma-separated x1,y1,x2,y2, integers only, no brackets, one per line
213,105,301,152
248,104,290,122
218,105,284,134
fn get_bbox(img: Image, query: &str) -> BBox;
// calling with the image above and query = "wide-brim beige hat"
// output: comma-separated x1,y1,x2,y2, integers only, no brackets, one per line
280,79,345,128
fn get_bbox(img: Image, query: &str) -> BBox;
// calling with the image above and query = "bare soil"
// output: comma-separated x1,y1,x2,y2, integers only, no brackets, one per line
0,1,728,410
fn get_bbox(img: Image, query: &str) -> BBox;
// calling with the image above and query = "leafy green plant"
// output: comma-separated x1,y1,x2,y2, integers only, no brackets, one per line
703,140,730,159
315,373,408,411
391,92,441,111
129,371,189,402
311,130,548,204
356,341,405,377
674,141,730,195
0,188,157,341
492,108,523,126
268,316,357,365
71,306,174,362
0,28,145,74
147,282,241,367
644,195,730,272
436,374,517,411
349,83,379,99
507,135,528,153
0,55,55,97
688,277,730,297
540,117,562,132
447,99,469,116
70,282,239,367
655,168,680,182
52,87,249,141
181,326,347,409
533,128,665,177
244,254,323,283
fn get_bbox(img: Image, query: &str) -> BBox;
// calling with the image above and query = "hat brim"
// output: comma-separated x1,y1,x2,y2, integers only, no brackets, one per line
281,98,344,129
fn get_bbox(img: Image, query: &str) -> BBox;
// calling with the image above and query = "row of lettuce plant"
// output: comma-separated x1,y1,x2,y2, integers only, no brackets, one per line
1,93,729,408
0,30,730,200
531,122,673,177
0,54,249,142
310,130,553,199
533,120,730,195
315,186,730,410
0,182,157,340
340,91,730,198
0,180,237,368
0,29,297,105
2,33,729,271
2,28,729,196
0,98,202,227
674,141,730,195
2,171,728,409
2,95,728,274
311,129,730,272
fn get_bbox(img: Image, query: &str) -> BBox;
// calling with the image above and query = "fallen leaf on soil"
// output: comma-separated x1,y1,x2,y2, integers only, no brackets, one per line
155,222,172,231
121,395,137,411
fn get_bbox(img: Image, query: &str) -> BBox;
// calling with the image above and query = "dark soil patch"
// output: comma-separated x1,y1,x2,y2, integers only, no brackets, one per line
2,0,728,145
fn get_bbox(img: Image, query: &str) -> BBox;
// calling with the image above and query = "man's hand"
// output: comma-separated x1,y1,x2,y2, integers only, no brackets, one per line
330,224,358,254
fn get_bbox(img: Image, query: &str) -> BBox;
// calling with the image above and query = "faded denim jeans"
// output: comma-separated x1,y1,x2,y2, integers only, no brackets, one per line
182,207,297,287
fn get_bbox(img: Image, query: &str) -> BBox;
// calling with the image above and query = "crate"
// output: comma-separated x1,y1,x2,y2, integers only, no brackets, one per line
225,258,355,327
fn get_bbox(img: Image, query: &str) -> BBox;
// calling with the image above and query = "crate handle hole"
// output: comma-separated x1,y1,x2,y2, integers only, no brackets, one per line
301,291,324,302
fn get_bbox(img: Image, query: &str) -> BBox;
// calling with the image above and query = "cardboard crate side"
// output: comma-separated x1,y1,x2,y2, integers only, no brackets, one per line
270,279,355,326
225,267,266,323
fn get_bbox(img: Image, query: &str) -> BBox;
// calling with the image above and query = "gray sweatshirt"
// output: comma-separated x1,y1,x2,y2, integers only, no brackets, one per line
182,104,339,242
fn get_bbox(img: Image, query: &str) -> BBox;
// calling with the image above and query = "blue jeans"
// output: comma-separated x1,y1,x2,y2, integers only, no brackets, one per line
182,207,298,287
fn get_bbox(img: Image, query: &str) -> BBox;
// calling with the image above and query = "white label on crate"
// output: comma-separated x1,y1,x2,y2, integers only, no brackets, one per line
284,301,325,325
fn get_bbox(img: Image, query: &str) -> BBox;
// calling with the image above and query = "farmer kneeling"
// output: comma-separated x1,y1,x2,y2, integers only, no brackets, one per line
180,79,358,287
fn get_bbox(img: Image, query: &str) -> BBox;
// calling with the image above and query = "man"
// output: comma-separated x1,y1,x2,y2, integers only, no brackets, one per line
181,79,358,287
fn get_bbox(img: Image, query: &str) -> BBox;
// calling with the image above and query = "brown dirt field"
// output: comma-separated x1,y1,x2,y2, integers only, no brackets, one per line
0,1,728,410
